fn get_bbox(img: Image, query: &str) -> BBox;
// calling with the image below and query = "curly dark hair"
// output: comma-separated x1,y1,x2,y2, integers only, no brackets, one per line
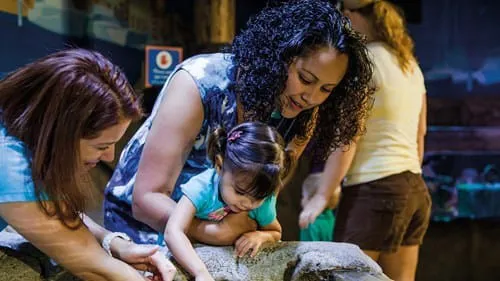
231,0,374,158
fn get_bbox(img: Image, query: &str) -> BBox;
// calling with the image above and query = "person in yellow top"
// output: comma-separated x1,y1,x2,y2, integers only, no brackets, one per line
299,0,430,280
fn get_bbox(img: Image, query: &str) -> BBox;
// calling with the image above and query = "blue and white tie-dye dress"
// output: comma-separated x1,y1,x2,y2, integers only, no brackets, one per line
103,52,298,244
103,53,240,244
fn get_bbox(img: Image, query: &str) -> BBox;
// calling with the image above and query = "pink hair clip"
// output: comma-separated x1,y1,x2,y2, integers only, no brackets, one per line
228,130,242,143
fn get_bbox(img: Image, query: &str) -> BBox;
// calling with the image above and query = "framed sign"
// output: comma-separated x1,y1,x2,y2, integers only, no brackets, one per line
145,45,183,87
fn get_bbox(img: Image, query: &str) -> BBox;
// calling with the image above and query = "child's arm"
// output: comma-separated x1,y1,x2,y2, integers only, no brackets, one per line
234,219,282,258
165,196,214,281
191,211,257,245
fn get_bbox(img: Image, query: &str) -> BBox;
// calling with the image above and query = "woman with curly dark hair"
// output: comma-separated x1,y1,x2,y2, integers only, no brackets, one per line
103,0,374,249
300,1,429,280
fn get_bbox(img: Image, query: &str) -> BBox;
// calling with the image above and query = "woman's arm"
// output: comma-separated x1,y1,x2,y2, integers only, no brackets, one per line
132,70,259,242
132,70,204,232
0,202,148,281
312,141,357,200
82,215,176,280
165,196,213,280
301,173,341,210
298,141,358,228
417,93,427,165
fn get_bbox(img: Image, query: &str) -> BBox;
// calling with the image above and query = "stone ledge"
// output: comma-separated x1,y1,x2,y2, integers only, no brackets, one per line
0,231,390,281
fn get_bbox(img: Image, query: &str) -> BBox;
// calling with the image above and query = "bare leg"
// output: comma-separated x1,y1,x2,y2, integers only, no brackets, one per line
378,245,419,281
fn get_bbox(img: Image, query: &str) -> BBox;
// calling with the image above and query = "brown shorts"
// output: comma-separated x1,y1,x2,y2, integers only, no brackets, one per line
334,171,432,253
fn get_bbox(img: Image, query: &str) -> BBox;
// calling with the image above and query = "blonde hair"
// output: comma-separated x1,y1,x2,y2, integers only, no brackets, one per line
357,0,416,73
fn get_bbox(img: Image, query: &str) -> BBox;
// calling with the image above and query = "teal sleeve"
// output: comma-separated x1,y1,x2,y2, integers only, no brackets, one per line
0,139,37,204
179,169,216,213
248,195,277,227
0,137,38,232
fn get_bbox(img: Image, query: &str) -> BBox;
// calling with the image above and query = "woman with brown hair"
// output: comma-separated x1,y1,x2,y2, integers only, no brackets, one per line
299,0,430,280
0,49,175,281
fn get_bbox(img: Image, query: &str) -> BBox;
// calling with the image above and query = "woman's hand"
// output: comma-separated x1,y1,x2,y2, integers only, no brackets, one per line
111,238,176,281
299,193,330,229
299,173,340,229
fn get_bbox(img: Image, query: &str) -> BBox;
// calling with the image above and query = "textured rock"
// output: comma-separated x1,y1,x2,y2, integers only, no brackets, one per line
0,231,78,281
0,231,390,281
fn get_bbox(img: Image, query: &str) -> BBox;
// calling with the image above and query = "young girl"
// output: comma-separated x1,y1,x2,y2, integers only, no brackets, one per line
164,122,292,281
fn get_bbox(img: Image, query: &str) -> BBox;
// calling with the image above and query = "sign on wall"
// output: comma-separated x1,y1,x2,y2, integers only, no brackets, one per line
145,45,183,87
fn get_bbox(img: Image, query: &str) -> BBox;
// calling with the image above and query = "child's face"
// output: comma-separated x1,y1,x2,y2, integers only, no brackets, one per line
219,170,265,213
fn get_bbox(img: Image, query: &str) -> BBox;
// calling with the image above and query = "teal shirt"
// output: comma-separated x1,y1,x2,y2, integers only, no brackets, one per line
177,168,277,227
0,121,38,231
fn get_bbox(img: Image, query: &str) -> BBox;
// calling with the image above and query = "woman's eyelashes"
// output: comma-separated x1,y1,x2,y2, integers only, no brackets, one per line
299,73,313,85
321,86,334,93
299,73,334,94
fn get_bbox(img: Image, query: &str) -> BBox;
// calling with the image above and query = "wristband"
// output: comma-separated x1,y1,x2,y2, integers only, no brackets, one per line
102,232,131,257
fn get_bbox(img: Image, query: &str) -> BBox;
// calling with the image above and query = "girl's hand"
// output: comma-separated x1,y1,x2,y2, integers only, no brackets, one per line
234,231,268,258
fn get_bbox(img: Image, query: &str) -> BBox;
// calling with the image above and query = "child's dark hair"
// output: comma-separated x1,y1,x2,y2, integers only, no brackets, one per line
207,122,293,199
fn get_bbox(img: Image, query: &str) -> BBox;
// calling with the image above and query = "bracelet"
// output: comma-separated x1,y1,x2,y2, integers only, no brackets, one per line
102,232,131,257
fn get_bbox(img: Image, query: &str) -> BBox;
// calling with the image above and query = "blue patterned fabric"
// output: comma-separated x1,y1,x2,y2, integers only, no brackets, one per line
104,53,240,244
